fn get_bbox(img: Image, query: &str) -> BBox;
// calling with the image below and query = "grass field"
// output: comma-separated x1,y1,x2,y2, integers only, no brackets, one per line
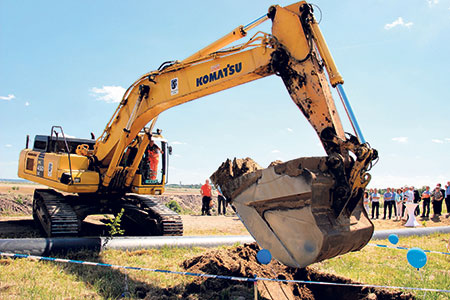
0,234,449,299
315,233,450,300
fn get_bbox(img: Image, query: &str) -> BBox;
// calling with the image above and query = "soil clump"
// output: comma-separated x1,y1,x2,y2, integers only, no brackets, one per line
142,243,414,299
210,157,262,200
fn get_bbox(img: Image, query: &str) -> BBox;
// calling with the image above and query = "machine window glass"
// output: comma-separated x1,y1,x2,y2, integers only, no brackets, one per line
142,140,164,184
33,140,47,151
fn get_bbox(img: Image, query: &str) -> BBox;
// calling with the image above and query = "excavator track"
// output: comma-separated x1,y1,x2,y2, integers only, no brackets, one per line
33,189,80,237
124,194,183,236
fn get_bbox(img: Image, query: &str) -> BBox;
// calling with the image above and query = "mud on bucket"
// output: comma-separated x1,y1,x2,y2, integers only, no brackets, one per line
211,156,374,268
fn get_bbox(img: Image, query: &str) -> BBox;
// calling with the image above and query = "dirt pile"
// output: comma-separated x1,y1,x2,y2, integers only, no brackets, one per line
210,157,263,200
0,193,32,216
156,194,202,213
144,243,414,299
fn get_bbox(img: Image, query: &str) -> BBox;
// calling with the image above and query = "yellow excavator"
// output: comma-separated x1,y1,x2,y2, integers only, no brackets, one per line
18,1,377,268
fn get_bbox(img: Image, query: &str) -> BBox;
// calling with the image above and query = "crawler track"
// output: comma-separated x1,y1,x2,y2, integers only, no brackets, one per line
125,195,183,236
31,190,182,237
33,189,80,237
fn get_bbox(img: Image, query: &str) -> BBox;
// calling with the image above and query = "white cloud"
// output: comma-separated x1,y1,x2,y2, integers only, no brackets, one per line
431,139,444,144
445,138,450,142
5,144,12,148
0,94,15,101
25,101,30,106
427,0,439,7
392,137,408,143
384,17,413,30
271,149,280,153
286,128,293,132
90,86,125,103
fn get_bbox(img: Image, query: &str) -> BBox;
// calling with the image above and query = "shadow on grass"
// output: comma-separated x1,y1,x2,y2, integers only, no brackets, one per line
0,219,186,298
51,249,173,299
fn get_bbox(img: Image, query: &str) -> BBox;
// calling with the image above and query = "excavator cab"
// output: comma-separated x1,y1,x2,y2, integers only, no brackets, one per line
130,136,170,195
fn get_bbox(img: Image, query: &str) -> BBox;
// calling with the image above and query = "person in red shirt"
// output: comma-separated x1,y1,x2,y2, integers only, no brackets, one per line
200,179,212,216
147,140,162,180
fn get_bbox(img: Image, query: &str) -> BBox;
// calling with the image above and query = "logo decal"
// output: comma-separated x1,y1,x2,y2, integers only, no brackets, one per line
196,62,242,87
170,78,179,96
36,153,45,177
48,162,53,178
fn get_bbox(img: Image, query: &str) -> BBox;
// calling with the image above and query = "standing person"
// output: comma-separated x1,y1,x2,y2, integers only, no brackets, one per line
394,189,404,221
371,188,380,219
200,179,212,216
363,191,370,214
147,139,162,180
438,183,446,214
420,186,431,218
217,189,227,215
431,185,444,218
404,187,414,203
391,187,397,216
383,188,394,219
413,187,421,216
401,187,413,219
445,182,450,218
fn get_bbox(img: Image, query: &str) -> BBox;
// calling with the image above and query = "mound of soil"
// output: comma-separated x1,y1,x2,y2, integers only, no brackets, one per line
156,194,202,213
143,243,414,300
0,193,32,216
210,157,262,200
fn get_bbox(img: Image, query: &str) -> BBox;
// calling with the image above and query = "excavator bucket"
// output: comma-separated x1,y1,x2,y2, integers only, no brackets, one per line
211,157,373,268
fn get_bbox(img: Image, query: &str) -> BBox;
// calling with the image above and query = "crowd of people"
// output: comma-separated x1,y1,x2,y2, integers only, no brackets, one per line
364,182,450,221
198,179,450,220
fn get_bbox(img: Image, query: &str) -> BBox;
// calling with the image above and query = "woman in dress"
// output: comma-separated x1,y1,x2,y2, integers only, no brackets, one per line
363,191,370,214
394,188,404,221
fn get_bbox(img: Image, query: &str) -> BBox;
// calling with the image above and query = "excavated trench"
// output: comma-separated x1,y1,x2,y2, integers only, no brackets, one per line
136,243,414,300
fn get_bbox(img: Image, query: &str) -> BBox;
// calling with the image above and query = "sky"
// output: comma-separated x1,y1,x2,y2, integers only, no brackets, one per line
1,0,449,189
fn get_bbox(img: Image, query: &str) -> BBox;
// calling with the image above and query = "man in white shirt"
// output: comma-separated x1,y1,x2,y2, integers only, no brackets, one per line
371,188,380,219
404,187,414,203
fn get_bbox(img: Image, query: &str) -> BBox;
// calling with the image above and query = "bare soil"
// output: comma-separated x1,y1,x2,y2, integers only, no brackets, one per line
139,243,414,299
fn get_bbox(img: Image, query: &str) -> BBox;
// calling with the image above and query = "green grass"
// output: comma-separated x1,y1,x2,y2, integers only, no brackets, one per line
312,233,450,299
0,247,206,299
0,235,449,299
